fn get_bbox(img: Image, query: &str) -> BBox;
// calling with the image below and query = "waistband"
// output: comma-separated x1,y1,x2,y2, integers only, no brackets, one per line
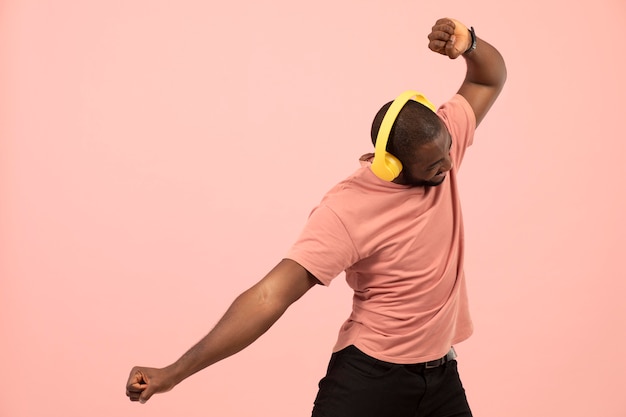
421,347,457,369
340,345,458,370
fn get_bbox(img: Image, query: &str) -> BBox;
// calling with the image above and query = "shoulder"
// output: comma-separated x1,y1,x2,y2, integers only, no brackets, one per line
437,94,477,154
437,94,476,131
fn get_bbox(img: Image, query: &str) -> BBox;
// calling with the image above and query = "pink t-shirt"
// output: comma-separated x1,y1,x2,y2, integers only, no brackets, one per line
286,94,476,364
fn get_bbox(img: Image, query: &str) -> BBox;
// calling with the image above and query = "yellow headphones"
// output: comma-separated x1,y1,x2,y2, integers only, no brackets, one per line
370,90,436,181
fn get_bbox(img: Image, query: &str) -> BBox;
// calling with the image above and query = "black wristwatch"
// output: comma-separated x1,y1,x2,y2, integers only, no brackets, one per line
464,26,477,54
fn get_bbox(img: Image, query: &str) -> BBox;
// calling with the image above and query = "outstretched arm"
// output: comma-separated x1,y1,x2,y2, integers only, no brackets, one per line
126,259,319,404
428,18,507,126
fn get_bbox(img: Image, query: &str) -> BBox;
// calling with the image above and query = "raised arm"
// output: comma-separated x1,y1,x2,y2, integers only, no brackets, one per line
126,259,319,404
428,18,507,126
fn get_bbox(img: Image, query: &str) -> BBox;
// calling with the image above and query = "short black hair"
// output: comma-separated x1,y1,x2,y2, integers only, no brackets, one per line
370,100,443,165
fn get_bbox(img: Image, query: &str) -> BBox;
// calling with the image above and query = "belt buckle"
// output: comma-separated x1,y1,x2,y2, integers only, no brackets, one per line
447,346,457,361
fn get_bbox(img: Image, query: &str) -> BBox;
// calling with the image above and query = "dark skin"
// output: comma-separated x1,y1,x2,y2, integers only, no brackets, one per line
126,17,506,404
126,259,319,403
393,128,453,187
395,18,507,187
430,18,507,126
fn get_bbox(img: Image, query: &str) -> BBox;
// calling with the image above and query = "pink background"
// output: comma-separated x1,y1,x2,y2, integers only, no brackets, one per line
2,1,625,416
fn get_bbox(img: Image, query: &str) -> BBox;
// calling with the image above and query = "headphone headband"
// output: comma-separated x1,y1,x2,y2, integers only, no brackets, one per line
371,90,436,181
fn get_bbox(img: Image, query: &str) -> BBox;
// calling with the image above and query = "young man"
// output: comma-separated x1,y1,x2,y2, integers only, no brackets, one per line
126,17,506,417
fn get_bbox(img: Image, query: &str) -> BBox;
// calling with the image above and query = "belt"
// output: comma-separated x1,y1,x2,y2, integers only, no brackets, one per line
423,347,457,369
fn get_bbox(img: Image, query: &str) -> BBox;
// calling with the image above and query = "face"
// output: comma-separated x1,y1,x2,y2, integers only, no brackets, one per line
394,129,453,187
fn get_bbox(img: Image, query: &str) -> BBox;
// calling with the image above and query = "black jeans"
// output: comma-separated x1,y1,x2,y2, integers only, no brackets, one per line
311,345,473,417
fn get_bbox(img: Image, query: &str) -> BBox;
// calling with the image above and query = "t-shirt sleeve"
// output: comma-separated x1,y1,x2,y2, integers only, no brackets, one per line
437,94,476,170
285,204,360,286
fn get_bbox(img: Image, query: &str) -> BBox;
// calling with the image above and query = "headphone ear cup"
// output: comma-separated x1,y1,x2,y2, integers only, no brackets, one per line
372,152,403,181
383,153,403,180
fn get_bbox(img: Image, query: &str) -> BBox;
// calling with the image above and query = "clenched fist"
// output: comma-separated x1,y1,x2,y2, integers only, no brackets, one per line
428,18,473,59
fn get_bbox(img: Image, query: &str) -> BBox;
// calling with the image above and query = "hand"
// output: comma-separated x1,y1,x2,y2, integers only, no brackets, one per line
428,18,472,59
126,366,177,404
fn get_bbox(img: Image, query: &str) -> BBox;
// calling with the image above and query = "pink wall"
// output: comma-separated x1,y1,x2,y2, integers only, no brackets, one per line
2,1,625,416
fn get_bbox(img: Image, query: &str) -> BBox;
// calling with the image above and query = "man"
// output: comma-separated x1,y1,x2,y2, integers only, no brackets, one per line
126,17,506,417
